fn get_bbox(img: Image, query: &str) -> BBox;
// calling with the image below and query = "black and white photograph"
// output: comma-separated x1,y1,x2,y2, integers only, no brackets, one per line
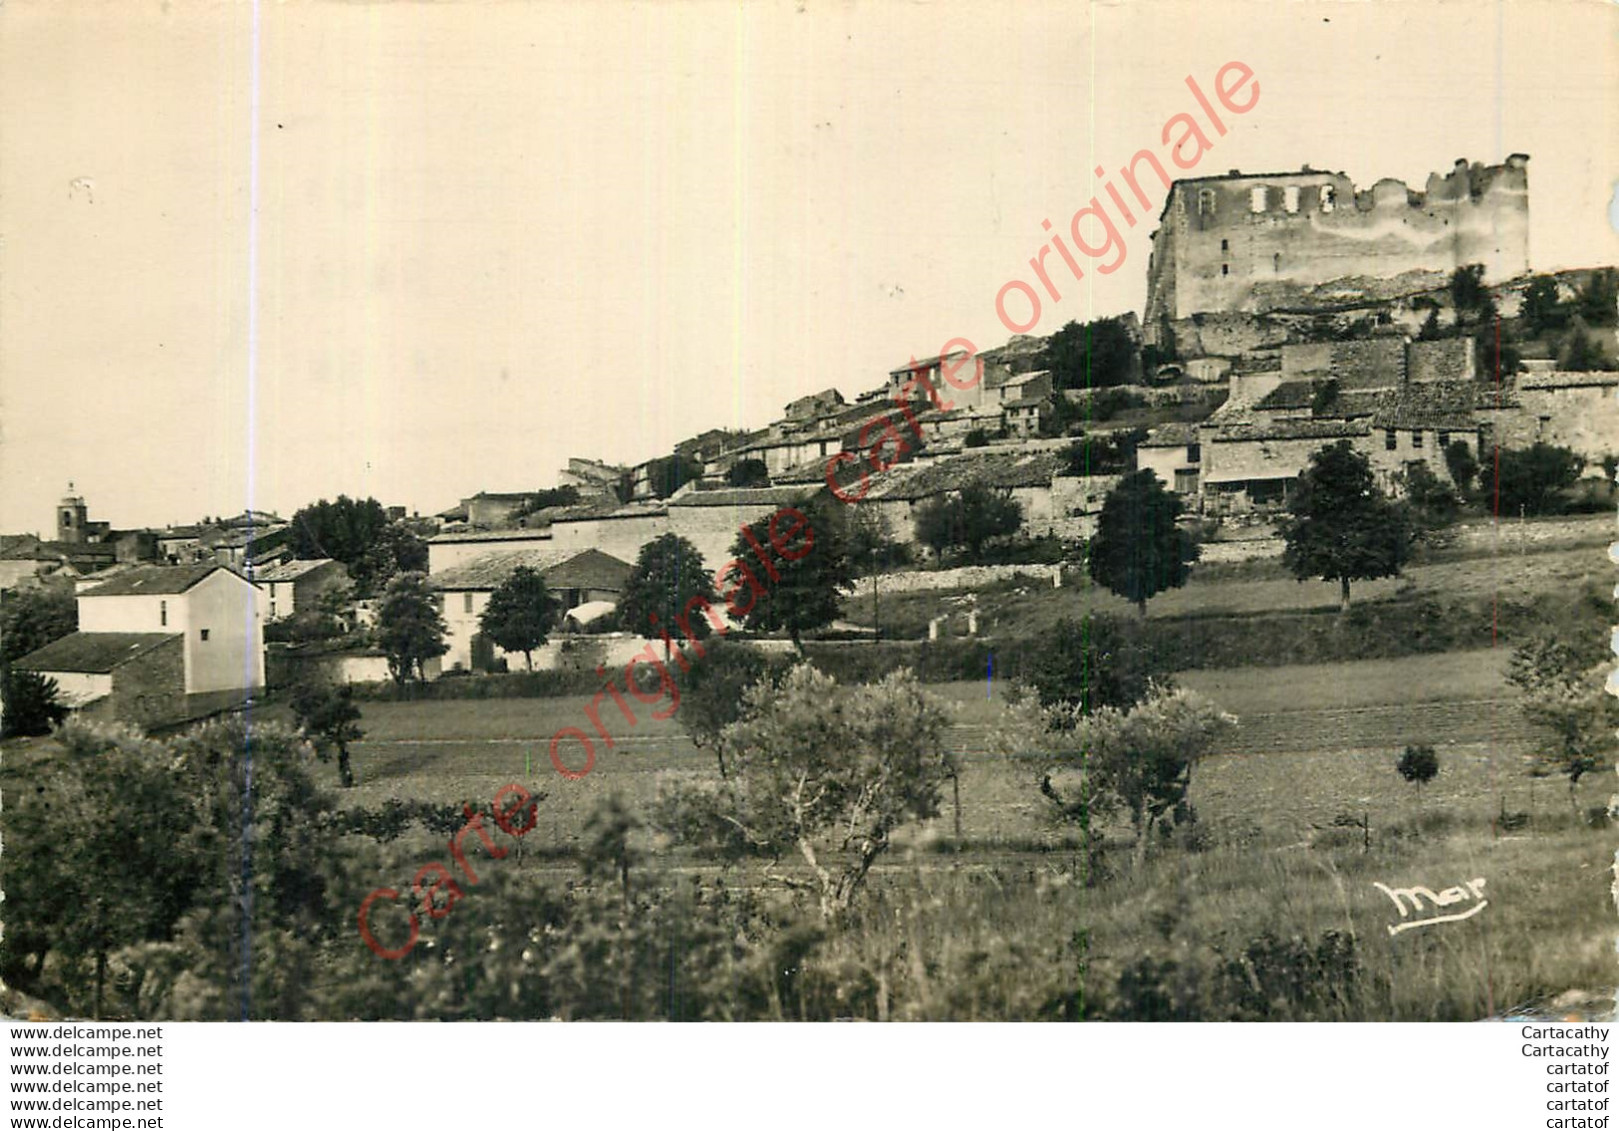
1,0,1617,1122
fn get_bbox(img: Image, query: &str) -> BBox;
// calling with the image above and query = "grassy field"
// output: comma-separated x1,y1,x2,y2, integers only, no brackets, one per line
310,630,1616,1019
841,538,1614,640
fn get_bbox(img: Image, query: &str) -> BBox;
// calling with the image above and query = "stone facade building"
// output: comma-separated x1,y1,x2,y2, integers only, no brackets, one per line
1144,156,1530,345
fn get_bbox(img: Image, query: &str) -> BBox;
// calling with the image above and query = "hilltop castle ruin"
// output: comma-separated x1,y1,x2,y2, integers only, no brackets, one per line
1143,156,1530,345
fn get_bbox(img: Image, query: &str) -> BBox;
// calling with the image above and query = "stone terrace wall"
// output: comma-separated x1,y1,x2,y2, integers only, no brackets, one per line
868,563,1063,595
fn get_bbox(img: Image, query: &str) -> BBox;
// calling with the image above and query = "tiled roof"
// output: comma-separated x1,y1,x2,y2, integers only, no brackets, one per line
17,541,118,562
865,449,1061,501
429,548,575,591
1369,382,1489,430
1210,420,1369,443
1140,423,1200,448
773,449,886,487
540,498,666,524
429,548,629,593
0,534,41,556
1254,380,1317,411
998,370,1050,388
428,527,556,545
253,558,339,583
889,348,972,375
668,486,812,508
15,631,180,674
1517,371,1619,390
212,524,291,550
78,563,234,597
540,549,632,593
1320,390,1386,419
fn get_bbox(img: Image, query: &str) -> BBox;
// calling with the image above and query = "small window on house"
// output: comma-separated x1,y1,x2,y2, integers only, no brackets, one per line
1284,186,1300,213
200,628,210,642
1273,252,1282,274
1198,189,1216,216
160,600,167,627
1412,430,1424,449
1221,264,1229,276
1385,429,1397,451
1220,239,1229,252
1187,442,1201,464
269,602,277,619
1320,186,1336,213
1249,186,1267,213
463,592,474,614
1438,431,1450,448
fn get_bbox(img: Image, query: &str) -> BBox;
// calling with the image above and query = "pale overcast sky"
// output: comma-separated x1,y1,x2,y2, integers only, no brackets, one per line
1,0,1615,531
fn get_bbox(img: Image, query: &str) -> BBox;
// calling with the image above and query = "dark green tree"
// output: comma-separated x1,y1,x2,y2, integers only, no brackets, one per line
914,482,1024,563
725,459,770,488
1398,461,1461,541
1279,441,1409,611
1563,324,1616,372
1058,431,1141,476
290,681,365,787
1041,317,1139,390
1416,307,1444,341
1022,613,1168,714
647,453,704,498
725,495,852,653
1,720,201,1017
375,571,449,683
288,495,390,566
1522,275,1564,336
1577,268,1618,327
619,534,717,643
0,586,78,665
352,522,429,596
0,669,69,737
672,640,785,776
511,486,582,520
1494,442,1584,516
1309,378,1340,416
1396,744,1439,795
845,506,908,575
479,565,560,670
1443,440,1481,501
1449,264,1488,324
1088,469,1199,616
580,793,644,903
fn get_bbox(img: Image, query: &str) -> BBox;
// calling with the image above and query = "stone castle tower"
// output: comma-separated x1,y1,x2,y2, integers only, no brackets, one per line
1143,155,1530,345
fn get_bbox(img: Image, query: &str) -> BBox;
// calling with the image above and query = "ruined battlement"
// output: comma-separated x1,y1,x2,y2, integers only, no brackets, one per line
1144,156,1529,345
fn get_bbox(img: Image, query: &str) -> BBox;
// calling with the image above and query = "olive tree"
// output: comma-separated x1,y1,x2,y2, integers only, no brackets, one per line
695,664,955,922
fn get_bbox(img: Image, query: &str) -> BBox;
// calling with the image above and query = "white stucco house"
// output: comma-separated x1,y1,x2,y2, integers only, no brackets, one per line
14,563,266,725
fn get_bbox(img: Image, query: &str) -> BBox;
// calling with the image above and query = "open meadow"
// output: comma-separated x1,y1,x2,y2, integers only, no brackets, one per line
317,633,1616,1020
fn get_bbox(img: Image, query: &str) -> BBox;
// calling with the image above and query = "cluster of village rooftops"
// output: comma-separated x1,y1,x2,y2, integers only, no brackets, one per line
6,154,1617,724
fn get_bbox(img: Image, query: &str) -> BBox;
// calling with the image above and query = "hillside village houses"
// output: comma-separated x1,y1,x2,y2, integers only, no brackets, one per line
256,558,350,622
429,547,632,672
9,153,1618,712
